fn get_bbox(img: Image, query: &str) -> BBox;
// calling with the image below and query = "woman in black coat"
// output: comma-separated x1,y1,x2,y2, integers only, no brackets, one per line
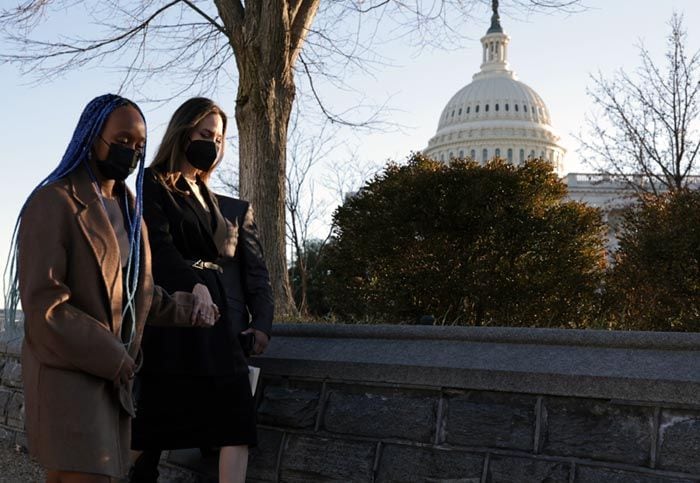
130,98,257,483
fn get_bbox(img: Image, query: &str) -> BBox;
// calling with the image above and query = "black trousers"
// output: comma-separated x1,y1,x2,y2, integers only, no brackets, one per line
129,450,161,483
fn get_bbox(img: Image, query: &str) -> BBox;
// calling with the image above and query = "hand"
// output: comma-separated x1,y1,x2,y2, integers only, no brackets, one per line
114,355,136,386
241,328,269,355
191,283,218,327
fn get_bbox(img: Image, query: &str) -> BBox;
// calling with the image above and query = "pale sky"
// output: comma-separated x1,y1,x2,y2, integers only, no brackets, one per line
1,0,699,299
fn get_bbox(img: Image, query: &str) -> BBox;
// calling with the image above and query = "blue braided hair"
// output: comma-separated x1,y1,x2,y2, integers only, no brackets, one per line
3,94,147,345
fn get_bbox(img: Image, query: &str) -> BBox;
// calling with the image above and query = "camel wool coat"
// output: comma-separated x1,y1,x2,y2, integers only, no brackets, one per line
18,166,195,478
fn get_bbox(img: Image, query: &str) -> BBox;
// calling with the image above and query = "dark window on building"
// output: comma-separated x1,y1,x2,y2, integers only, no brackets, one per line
507,148,513,161
476,105,480,113
495,104,499,111
459,150,464,157
505,104,509,111
467,106,471,114
470,149,476,159
485,104,490,112
515,104,519,112
458,108,462,115
519,149,525,162
451,110,455,117
524,105,528,112
495,148,501,157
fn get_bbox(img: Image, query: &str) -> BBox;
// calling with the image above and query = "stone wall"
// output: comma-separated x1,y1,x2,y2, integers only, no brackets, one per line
0,325,26,451
226,325,700,482
2,323,700,482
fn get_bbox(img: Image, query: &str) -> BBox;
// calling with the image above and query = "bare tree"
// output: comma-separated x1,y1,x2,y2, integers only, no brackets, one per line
578,14,700,195
1,0,583,316
285,111,338,315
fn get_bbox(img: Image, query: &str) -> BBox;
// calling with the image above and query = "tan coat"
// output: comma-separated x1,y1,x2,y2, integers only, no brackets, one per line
18,167,193,478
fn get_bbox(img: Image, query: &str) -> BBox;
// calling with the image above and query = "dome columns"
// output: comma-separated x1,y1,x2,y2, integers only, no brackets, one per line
479,32,511,75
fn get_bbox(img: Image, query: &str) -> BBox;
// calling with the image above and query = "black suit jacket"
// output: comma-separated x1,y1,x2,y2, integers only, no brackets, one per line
140,167,248,376
142,167,227,293
216,194,274,337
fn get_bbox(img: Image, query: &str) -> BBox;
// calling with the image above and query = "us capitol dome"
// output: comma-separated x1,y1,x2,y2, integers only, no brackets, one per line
424,4,566,173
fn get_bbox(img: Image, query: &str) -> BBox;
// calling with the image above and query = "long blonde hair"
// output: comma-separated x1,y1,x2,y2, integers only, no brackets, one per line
150,97,227,189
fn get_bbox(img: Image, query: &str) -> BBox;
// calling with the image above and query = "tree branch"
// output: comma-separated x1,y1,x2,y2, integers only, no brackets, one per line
181,0,227,35
289,0,320,66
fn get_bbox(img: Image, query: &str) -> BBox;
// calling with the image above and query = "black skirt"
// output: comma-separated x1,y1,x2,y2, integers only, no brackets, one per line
131,372,257,450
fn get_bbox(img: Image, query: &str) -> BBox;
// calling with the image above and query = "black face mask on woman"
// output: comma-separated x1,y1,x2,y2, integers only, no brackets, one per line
95,139,141,181
185,139,218,171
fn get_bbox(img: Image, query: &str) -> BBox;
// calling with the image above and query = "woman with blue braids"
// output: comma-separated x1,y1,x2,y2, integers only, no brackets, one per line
7,94,218,482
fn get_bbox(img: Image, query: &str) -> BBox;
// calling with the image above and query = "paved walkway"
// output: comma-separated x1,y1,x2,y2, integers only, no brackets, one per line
0,445,44,482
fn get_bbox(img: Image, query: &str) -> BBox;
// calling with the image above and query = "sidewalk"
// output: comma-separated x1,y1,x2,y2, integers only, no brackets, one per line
0,445,44,482
0,446,208,483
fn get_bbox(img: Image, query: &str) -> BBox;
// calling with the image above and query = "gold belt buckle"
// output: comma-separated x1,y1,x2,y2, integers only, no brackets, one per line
192,259,223,273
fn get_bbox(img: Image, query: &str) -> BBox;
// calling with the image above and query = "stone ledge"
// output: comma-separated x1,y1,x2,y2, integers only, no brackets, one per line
254,324,700,406
270,323,700,350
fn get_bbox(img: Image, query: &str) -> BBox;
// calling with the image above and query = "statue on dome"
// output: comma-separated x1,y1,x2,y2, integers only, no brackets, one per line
489,0,503,33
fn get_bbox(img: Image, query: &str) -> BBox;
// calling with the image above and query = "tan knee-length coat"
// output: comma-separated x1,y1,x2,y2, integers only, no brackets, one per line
18,166,194,478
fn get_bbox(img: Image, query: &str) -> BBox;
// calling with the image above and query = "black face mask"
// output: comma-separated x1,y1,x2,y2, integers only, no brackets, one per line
95,139,141,181
185,139,218,171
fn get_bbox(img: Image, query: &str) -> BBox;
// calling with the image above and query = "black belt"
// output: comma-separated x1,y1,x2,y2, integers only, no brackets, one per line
191,259,223,273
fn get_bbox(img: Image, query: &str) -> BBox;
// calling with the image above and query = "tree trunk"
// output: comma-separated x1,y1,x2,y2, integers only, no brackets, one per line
215,0,321,318
297,248,309,316
236,70,297,317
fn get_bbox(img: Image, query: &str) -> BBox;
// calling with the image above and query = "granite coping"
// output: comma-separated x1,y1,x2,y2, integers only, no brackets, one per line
269,323,700,350
255,324,700,406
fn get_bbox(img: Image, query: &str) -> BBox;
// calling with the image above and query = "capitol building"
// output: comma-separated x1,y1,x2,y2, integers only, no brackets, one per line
424,6,565,171
424,3,632,246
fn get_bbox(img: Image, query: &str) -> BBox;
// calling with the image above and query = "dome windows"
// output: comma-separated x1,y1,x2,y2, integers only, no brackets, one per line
476,105,480,113
495,148,501,158
495,103,499,111
459,149,464,158
482,148,488,161
485,104,490,112
523,105,528,113
507,148,513,162
519,149,525,162
470,149,476,159
451,110,455,118
515,104,519,112
458,108,462,115
467,106,471,114
505,103,509,111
